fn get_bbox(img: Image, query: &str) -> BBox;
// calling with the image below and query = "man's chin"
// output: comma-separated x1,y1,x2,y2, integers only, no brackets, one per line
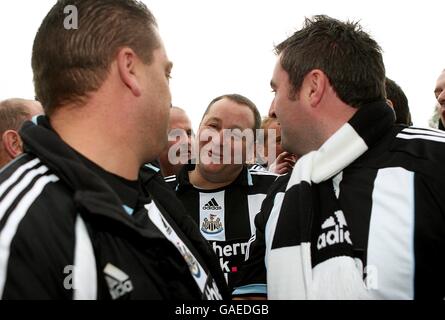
198,161,225,171
200,162,238,179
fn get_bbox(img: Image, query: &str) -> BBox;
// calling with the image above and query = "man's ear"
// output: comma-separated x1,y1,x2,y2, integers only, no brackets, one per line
116,47,142,97
305,69,327,108
2,130,23,159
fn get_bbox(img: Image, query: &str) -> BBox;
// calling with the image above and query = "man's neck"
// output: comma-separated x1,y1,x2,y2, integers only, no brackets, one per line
158,151,177,177
50,108,142,181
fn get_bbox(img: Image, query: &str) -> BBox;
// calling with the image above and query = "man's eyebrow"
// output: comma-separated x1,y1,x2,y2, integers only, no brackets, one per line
204,116,221,123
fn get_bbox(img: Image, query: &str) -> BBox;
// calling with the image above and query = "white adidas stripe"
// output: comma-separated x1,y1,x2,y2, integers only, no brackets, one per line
0,165,49,221
397,133,445,143
411,127,445,135
144,163,160,173
73,215,97,300
249,165,268,172
103,263,129,282
0,158,41,198
0,174,59,298
249,171,278,176
367,168,415,299
402,127,445,138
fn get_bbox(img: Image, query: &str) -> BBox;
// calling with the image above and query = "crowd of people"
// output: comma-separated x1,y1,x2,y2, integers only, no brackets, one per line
0,0,444,300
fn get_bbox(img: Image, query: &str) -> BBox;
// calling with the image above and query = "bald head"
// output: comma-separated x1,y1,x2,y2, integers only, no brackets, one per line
169,107,191,130
0,98,44,168
0,98,43,134
158,106,194,177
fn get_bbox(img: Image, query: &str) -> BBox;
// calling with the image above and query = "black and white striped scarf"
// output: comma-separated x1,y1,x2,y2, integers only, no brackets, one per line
265,101,395,299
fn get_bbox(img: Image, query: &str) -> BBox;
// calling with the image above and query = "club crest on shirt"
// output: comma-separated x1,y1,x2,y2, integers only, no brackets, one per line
201,213,224,235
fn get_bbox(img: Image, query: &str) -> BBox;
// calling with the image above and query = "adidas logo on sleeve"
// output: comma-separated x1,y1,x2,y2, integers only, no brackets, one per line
104,263,134,300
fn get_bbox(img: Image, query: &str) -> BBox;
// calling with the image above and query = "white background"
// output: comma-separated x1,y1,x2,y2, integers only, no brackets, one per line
0,0,443,130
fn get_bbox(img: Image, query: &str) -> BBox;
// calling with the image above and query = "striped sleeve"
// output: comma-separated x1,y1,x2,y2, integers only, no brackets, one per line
164,175,178,190
0,155,77,299
233,175,289,297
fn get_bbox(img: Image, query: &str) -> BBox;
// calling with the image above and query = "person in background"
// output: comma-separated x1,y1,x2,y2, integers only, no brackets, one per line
429,102,443,130
158,106,194,177
434,69,445,130
256,117,297,174
165,94,278,292
385,78,412,126
0,98,43,168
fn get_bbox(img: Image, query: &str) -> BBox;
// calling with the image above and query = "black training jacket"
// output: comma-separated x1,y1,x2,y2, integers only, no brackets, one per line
0,117,229,300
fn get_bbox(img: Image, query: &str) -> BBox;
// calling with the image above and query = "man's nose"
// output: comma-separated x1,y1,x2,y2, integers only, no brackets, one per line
269,99,277,118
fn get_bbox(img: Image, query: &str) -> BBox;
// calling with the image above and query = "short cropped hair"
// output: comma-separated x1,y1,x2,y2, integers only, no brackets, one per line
202,94,261,132
385,78,412,125
32,0,159,115
275,15,386,108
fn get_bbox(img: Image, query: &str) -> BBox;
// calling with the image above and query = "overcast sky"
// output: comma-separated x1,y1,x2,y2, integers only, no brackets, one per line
0,0,444,130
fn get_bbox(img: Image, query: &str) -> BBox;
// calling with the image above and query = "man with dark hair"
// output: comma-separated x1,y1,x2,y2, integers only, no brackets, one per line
385,78,412,125
0,0,228,300
434,69,445,130
158,106,194,177
201,94,262,132
165,94,277,292
0,98,43,168
235,15,445,299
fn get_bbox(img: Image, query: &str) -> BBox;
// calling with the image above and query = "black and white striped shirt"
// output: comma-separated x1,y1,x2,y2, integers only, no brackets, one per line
235,126,445,299
165,165,278,290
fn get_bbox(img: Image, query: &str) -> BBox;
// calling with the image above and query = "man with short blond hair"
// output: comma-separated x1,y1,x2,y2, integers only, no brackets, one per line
158,106,194,177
